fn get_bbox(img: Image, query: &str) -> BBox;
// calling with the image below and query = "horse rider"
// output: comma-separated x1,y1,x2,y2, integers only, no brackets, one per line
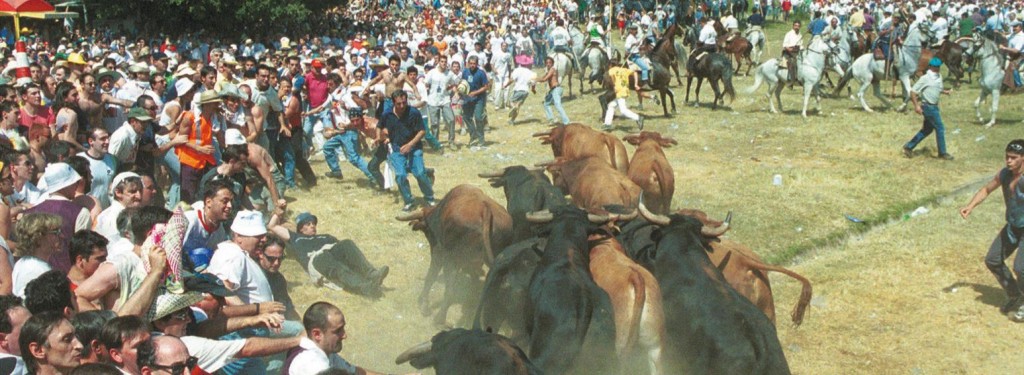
721,11,740,38
999,21,1024,89
586,14,609,58
874,12,904,76
929,12,949,48
821,16,843,43
549,19,579,70
808,11,828,38
625,24,651,86
688,17,719,72
780,20,803,86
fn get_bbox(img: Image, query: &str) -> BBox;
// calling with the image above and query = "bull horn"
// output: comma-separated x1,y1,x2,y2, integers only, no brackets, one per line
701,211,733,237
534,159,557,168
477,167,508,178
618,209,639,221
588,212,613,223
638,194,671,226
526,210,554,223
527,167,546,173
395,209,426,221
532,130,552,137
395,340,432,364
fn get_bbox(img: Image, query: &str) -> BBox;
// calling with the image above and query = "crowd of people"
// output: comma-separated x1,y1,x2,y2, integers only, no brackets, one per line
1,0,1024,372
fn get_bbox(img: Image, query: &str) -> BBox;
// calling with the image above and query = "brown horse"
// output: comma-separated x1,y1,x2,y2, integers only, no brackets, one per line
917,40,965,87
713,20,755,75
650,23,687,86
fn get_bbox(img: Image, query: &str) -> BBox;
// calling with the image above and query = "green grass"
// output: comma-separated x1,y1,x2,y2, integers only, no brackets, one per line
270,19,1024,373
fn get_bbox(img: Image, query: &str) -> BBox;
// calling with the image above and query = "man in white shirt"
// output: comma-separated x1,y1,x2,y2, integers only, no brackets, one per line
424,55,458,145
504,55,537,125
549,19,576,69
284,302,395,375
781,20,804,84
207,210,273,305
1001,21,1024,88
688,18,719,72
108,108,152,171
490,41,512,109
78,128,117,209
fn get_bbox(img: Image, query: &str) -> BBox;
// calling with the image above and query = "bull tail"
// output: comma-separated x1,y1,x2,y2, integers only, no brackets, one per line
653,161,673,213
623,270,646,355
482,210,496,265
747,261,813,326
745,64,765,94
603,136,623,172
722,64,736,103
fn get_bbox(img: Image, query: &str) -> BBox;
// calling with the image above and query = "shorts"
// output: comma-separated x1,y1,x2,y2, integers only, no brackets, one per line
510,90,529,103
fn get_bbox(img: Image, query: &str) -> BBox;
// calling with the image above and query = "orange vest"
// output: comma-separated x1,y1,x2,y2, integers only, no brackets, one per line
175,111,216,169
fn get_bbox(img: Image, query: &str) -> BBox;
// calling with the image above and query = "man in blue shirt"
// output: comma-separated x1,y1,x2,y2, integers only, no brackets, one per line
808,11,828,36
380,90,436,212
461,55,490,149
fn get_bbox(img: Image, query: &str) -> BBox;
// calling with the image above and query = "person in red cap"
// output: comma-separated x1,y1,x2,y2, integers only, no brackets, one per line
302,59,331,160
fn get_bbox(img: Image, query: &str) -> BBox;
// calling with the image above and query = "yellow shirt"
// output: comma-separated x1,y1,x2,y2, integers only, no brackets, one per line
849,11,865,28
608,67,633,99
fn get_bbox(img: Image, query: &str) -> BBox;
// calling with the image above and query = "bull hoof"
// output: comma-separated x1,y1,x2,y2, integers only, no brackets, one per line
419,302,432,317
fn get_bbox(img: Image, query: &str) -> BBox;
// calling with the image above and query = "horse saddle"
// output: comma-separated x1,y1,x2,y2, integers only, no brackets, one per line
626,56,652,71
726,34,738,43
873,47,885,60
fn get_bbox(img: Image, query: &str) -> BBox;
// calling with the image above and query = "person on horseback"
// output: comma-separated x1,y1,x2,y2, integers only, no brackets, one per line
549,18,578,70
688,17,719,73
721,11,739,36
780,20,803,86
999,21,1024,89
586,14,608,55
822,16,843,43
625,25,651,85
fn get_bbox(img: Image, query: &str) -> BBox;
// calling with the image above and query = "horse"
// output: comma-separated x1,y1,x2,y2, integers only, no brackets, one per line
684,51,736,110
918,40,965,88
844,23,872,59
744,25,767,68
553,51,578,99
713,20,755,75
617,46,678,117
746,36,836,117
651,23,687,86
962,34,1005,127
833,53,892,112
578,46,610,93
891,21,933,112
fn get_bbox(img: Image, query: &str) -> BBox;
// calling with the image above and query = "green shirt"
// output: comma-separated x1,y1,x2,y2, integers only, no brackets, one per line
959,18,976,37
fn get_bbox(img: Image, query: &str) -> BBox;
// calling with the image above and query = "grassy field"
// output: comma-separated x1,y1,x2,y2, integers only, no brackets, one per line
271,21,1024,374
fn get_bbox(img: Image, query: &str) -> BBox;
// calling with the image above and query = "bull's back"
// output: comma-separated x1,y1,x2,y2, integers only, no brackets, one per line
568,160,641,211
526,263,598,374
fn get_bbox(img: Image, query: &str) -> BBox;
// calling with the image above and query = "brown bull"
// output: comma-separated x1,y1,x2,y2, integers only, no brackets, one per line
653,207,813,326
588,234,666,375
916,40,965,86
396,184,514,326
539,156,641,213
533,123,630,173
623,132,677,215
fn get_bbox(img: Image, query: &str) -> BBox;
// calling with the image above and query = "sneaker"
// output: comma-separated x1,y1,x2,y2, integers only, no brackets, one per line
637,116,645,131
1001,296,1024,314
902,147,913,158
426,199,437,207
1012,305,1024,322
325,171,344,179
602,124,613,132
402,203,417,212
939,153,955,161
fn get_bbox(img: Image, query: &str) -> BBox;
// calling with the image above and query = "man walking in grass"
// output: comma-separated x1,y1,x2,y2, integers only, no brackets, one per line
960,139,1024,321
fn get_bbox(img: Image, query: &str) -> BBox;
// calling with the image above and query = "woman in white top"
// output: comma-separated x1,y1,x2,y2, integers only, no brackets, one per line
12,213,62,298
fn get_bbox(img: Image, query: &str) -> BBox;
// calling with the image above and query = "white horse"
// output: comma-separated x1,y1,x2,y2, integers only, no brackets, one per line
744,25,767,66
963,34,1004,127
892,22,932,111
834,53,891,112
553,52,577,98
745,36,837,117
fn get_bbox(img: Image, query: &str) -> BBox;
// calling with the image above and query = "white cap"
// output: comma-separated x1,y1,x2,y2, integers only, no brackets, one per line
42,163,82,194
225,128,246,146
230,210,266,237
174,77,195,97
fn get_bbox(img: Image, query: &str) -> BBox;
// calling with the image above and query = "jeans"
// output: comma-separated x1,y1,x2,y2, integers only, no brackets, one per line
312,240,381,295
382,98,394,117
302,110,332,152
289,127,317,187
986,225,1024,298
160,150,181,209
630,54,650,81
368,144,389,188
217,320,304,375
427,104,456,143
273,129,297,186
389,148,434,205
904,104,947,156
420,115,443,150
544,86,570,125
462,99,487,146
323,129,375,180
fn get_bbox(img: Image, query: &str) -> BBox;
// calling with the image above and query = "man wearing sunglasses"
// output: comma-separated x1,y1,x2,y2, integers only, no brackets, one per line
137,335,196,375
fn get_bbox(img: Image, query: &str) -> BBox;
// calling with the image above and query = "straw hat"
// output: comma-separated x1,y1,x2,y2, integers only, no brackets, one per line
147,291,204,322
197,90,222,105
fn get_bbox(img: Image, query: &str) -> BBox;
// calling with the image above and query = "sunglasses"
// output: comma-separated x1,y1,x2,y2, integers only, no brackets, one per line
1010,143,1024,153
149,356,198,375
168,309,191,321
263,253,286,263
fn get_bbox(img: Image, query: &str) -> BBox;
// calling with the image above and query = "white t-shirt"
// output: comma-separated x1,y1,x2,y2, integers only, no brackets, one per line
424,69,457,107
182,209,227,256
95,201,125,243
78,152,117,209
0,352,26,375
287,337,357,375
180,335,247,373
108,122,140,165
12,256,51,298
510,67,537,92
207,241,274,304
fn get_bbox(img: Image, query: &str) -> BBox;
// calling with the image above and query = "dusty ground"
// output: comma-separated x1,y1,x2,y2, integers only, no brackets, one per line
268,22,1024,374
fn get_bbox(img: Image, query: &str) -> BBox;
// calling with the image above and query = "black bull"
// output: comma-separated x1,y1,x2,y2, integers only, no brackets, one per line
396,328,542,375
480,165,569,243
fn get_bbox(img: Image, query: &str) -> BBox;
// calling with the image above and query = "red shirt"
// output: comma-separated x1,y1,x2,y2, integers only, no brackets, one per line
18,106,53,130
304,71,330,108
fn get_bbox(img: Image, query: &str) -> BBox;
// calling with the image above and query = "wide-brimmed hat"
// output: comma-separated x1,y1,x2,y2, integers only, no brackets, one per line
197,90,222,105
231,210,266,237
147,291,204,322
219,83,245,100
128,62,150,74
67,53,86,65
515,54,533,66
174,78,195,97
126,107,153,121
43,163,82,194
222,55,238,66
173,64,196,78
95,68,122,83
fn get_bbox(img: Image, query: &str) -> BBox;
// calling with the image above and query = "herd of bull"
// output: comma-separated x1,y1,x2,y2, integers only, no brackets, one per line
390,123,814,374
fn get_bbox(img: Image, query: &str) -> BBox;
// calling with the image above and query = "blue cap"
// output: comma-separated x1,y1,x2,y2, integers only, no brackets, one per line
928,57,942,67
188,247,213,273
296,212,318,228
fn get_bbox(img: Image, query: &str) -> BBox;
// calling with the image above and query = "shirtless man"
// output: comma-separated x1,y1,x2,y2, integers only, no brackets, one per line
535,56,569,125
360,55,415,115
79,73,134,131
244,141,284,212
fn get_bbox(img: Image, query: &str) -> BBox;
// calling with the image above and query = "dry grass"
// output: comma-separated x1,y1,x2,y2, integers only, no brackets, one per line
268,22,1024,373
